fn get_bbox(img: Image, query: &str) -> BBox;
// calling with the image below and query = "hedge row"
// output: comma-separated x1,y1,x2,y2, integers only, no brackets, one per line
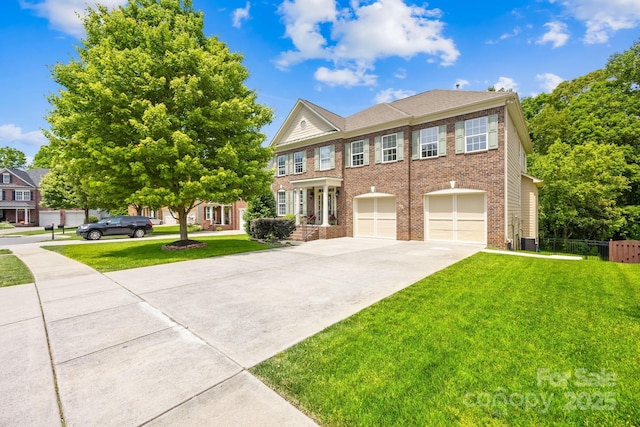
249,218,296,240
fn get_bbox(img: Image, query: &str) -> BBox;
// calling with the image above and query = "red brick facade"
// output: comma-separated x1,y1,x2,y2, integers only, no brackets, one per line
272,91,537,249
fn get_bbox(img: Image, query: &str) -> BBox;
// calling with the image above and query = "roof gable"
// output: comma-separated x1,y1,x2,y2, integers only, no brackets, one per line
271,100,342,148
0,168,36,187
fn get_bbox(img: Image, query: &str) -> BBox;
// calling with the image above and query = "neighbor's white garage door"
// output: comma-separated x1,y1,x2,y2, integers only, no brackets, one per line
354,196,396,239
425,193,486,244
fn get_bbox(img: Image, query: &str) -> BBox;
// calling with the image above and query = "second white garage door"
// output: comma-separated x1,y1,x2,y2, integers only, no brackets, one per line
425,192,486,244
354,196,396,239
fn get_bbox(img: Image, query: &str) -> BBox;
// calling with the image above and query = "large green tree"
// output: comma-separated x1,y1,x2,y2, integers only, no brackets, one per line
529,141,629,240
46,0,273,242
0,146,27,169
39,166,101,223
523,39,640,239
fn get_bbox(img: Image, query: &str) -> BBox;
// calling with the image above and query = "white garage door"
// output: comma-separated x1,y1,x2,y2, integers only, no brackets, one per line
425,193,486,244
39,211,59,227
354,196,396,239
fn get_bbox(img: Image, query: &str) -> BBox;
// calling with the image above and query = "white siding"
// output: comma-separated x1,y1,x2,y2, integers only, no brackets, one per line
278,107,337,145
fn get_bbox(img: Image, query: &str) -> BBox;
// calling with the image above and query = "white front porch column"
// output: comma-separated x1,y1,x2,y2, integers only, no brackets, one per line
322,184,329,226
220,206,226,225
294,190,300,225
25,209,29,224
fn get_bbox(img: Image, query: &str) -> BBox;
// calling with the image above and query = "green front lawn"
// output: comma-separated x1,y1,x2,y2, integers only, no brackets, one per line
0,252,34,287
252,253,640,426
43,234,270,272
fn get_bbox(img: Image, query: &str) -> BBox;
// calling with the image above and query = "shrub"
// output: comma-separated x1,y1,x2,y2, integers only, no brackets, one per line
249,218,296,241
88,215,99,223
0,222,14,230
244,193,277,234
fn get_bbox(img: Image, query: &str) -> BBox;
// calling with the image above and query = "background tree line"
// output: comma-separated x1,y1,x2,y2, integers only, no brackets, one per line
523,39,640,240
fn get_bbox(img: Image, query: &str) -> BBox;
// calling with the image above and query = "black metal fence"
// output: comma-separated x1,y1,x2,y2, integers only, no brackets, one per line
537,238,610,261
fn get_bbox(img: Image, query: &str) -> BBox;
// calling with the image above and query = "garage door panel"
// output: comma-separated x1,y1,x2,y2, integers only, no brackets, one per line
425,193,486,244
457,219,485,243
428,219,454,240
429,195,453,218
354,197,396,239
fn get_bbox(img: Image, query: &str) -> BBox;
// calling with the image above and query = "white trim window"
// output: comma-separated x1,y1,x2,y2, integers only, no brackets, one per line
15,190,31,201
277,191,286,216
420,127,439,158
205,206,214,221
294,151,304,174
465,117,488,152
382,134,397,163
277,155,287,176
319,146,331,170
351,140,364,166
2,173,9,184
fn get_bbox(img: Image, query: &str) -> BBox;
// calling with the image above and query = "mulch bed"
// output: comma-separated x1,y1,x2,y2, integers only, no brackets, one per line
161,240,208,251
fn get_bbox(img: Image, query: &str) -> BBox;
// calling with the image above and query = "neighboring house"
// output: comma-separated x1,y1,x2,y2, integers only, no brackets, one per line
132,200,247,231
270,89,542,249
0,167,96,227
0,168,43,225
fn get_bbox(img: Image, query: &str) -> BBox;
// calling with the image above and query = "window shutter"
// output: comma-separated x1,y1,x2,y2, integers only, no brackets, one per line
329,144,335,169
344,142,351,167
374,136,381,163
287,154,293,175
488,114,499,149
314,147,320,171
363,138,370,165
438,125,447,156
455,121,465,154
397,131,404,161
12,190,15,201
412,130,420,160
302,151,307,173
287,191,293,215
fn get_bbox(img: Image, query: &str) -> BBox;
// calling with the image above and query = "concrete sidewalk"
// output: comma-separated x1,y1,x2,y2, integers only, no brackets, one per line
2,238,481,426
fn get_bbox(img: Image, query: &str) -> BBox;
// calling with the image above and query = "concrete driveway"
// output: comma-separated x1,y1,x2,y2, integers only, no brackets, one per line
2,237,481,426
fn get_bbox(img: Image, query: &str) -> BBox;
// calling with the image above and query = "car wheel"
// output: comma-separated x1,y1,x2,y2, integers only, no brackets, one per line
88,230,102,240
133,228,146,238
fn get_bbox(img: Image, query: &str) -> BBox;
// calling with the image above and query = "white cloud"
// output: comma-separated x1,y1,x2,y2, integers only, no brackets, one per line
536,73,564,92
232,2,251,29
314,66,377,87
487,26,521,44
454,79,470,89
277,0,459,87
21,0,127,37
537,21,569,48
374,88,416,104
493,77,519,92
554,0,640,44
394,68,407,79
0,124,48,146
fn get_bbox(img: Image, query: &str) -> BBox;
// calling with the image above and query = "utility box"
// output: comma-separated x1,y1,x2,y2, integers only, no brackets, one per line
521,237,537,252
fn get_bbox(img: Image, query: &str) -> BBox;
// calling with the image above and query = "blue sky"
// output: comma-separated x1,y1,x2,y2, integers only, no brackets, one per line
1,0,639,162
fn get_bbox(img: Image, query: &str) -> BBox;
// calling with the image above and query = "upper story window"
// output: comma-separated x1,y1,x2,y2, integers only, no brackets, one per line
382,134,397,163
420,127,439,158
465,117,488,152
15,190,31,201
294,151,304,174
320,146,331,170
277,155,287,176
351,140,364,166
2,173,9,184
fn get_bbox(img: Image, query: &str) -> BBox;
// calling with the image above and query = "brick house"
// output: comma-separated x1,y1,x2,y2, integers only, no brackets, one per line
133,200,247,231
270,89,542,249
0,168,47,225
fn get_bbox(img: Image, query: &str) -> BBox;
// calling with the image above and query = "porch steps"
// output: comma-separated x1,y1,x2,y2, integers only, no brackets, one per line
288,226,319,242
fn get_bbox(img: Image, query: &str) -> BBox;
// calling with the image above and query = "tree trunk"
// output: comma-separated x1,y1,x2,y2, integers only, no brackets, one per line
84,207,90,224
178,210,189,241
